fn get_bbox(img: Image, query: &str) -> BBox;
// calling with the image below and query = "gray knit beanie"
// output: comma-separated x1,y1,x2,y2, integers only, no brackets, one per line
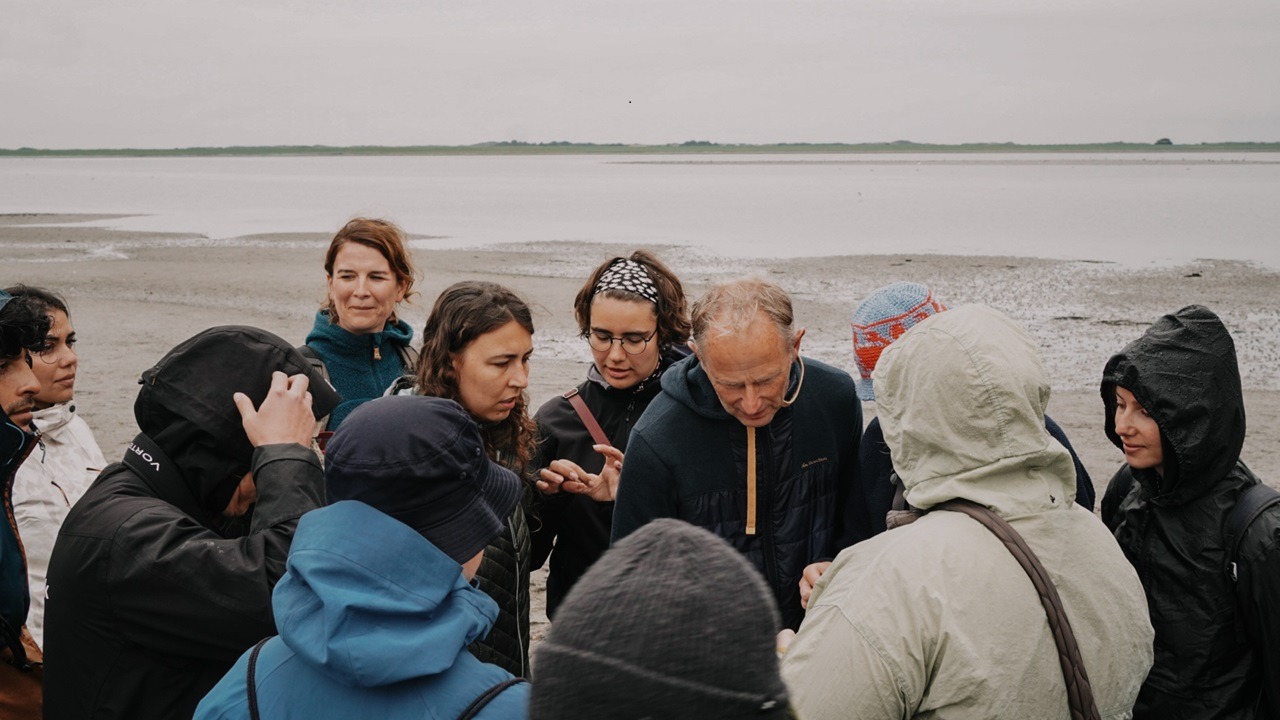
530,519,791,720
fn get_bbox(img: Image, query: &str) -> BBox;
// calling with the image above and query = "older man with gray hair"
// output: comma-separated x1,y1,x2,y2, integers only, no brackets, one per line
612,278,863,629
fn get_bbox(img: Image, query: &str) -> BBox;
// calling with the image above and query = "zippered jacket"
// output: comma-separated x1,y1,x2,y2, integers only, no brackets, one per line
13,402,106,647
612,353,862,630
1101,304,1280,719
306,310,414,430
194,501,528,720
782,305,1153,719
532,348,687,619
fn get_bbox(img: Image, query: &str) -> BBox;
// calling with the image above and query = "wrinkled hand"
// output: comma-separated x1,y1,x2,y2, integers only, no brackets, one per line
537,445,624,502
799,561,832,610
234,372,316,447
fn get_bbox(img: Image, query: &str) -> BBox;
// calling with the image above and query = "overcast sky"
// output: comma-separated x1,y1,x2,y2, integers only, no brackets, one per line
3,0,1278,149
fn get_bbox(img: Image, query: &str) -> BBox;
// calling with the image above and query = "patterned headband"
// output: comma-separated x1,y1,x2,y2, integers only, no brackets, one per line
593,259,660,305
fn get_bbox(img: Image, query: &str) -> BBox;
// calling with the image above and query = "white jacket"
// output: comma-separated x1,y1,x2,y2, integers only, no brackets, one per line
782,306,1153,720
13,402,107,647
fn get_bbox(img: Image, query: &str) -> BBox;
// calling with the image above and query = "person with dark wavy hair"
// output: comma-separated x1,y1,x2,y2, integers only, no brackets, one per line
531,250,691,620
388,281,536,678
0,288,52,719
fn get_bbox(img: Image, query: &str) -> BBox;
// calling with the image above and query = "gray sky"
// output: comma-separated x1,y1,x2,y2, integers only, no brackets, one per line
3,0,1278,148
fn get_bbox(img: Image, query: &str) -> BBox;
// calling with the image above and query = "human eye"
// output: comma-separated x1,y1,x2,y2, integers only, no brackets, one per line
591,330,613,342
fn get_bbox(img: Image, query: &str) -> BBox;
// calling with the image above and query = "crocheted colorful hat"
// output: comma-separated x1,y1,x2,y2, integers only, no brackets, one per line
851,282,947,401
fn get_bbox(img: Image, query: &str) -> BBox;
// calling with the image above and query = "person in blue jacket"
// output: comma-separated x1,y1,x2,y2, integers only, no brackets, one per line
305,217,417,430
196,395,528,720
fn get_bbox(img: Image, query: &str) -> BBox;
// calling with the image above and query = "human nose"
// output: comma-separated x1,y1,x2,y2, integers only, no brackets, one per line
606,340,628,362
741,384,763,414
17,361,40,398
352,277,372,296
1114,407,1133,436
510,362,530,390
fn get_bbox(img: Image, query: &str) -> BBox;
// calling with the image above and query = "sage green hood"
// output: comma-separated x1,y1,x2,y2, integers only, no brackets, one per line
873,304,1076,517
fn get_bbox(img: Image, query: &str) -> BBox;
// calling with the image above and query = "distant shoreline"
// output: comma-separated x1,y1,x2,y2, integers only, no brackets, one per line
3,141,1280,158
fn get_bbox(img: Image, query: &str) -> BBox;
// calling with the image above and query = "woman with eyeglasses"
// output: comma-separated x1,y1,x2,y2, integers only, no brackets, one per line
531,251,691,620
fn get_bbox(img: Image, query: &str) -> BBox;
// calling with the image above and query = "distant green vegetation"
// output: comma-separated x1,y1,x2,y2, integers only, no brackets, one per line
3,140,1279,158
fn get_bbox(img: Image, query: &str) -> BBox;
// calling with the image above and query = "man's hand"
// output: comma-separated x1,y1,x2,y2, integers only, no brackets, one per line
233,372,316,447
799,561,832,610
536,445,624,502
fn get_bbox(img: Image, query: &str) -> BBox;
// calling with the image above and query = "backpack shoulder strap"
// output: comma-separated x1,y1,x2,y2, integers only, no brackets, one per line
245,637,271,720
562,388,611,447
457,677,527,720
935,499,1101,720
1225,482,1280,582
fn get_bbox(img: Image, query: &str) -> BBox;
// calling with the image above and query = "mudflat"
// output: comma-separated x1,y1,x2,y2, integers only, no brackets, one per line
4,213,1279,643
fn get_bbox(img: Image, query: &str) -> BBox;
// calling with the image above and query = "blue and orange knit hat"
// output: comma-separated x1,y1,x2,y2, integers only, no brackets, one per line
851,282,947,401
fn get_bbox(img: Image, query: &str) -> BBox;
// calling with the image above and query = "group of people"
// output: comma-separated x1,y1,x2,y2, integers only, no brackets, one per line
1,216,1277,719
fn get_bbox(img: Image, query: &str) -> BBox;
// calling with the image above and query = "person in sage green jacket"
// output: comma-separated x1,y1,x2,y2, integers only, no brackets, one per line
781,305,1153,720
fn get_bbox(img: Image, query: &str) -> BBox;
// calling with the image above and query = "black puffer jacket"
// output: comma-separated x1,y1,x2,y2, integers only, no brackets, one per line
612,354,862,630
42,326,337,720
469,501,531,678
1101,305,1280,719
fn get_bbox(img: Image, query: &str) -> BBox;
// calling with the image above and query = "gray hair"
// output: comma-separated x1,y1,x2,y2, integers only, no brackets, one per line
690,278,794,348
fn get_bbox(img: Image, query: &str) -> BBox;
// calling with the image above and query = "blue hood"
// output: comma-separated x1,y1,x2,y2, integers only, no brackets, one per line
305,310,414,355
272,501,499,687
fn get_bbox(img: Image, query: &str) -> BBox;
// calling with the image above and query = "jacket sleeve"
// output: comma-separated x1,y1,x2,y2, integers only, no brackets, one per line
530,420,563,571
1241,511,1280,717
610,432,676,545
781,603,912,719
107,443,322,663
1043,415,1096,511
833,397,866,550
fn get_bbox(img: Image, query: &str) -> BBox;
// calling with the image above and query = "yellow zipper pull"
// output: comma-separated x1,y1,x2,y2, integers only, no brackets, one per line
373,346,382,361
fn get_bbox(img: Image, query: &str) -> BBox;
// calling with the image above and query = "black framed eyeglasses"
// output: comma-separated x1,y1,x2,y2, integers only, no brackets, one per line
586,329,658,355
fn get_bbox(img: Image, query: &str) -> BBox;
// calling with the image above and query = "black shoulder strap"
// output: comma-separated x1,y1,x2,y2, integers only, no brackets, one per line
246,637,271,720
296,345,330,382
458,677,526,720
1225,482,1280,581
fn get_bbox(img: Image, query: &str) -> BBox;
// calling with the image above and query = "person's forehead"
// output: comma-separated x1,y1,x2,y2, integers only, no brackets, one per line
701,326,789,380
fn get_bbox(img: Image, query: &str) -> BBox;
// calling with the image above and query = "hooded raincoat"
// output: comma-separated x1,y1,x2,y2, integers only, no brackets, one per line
782,305,1153,720
612,353,862,630
42,326,337,720
195,501,528,720
13,401,106,647
1101,305,1280,719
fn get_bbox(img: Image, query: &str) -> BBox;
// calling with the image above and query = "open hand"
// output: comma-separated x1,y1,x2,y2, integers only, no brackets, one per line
537,444,624,502
234,372,316,448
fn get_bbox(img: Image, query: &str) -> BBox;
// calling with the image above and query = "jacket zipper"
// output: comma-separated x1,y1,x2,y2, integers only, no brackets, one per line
759,428,779,593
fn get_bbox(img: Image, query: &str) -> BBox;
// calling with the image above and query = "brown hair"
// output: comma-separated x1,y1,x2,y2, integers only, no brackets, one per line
573,250,691,351
322,217,418,322
414,281,537,473
690,278,794,349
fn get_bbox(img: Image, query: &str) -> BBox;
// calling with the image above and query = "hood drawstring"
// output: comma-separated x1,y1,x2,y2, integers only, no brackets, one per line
746,426,757,535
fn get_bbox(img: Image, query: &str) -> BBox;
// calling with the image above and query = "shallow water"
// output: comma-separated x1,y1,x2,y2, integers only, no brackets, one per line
2,153,1279,267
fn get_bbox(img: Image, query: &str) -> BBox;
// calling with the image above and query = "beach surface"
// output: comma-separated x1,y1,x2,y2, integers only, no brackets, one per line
5,213,1279,644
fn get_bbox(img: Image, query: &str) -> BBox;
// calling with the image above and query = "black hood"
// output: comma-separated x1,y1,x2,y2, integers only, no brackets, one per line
133,325,341,518
1101,305,1244,505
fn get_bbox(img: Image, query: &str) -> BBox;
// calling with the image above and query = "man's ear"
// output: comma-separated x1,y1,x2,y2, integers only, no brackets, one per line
687,339,699,360
791,327,806,357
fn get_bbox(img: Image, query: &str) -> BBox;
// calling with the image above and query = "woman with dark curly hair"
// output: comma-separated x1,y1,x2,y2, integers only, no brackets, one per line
531,250,691,620
388,281,536,678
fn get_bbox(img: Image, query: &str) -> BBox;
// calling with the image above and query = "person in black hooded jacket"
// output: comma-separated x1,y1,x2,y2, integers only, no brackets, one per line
1101,305,1280,719
41,326,340,720
532,251,691,620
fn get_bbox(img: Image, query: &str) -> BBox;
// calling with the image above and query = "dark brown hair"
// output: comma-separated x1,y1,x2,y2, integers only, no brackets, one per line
573,250,690,351
322,217,418,322
414,281,537,473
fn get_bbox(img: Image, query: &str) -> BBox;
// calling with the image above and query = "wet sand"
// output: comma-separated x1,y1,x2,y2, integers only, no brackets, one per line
4,213,1279,643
